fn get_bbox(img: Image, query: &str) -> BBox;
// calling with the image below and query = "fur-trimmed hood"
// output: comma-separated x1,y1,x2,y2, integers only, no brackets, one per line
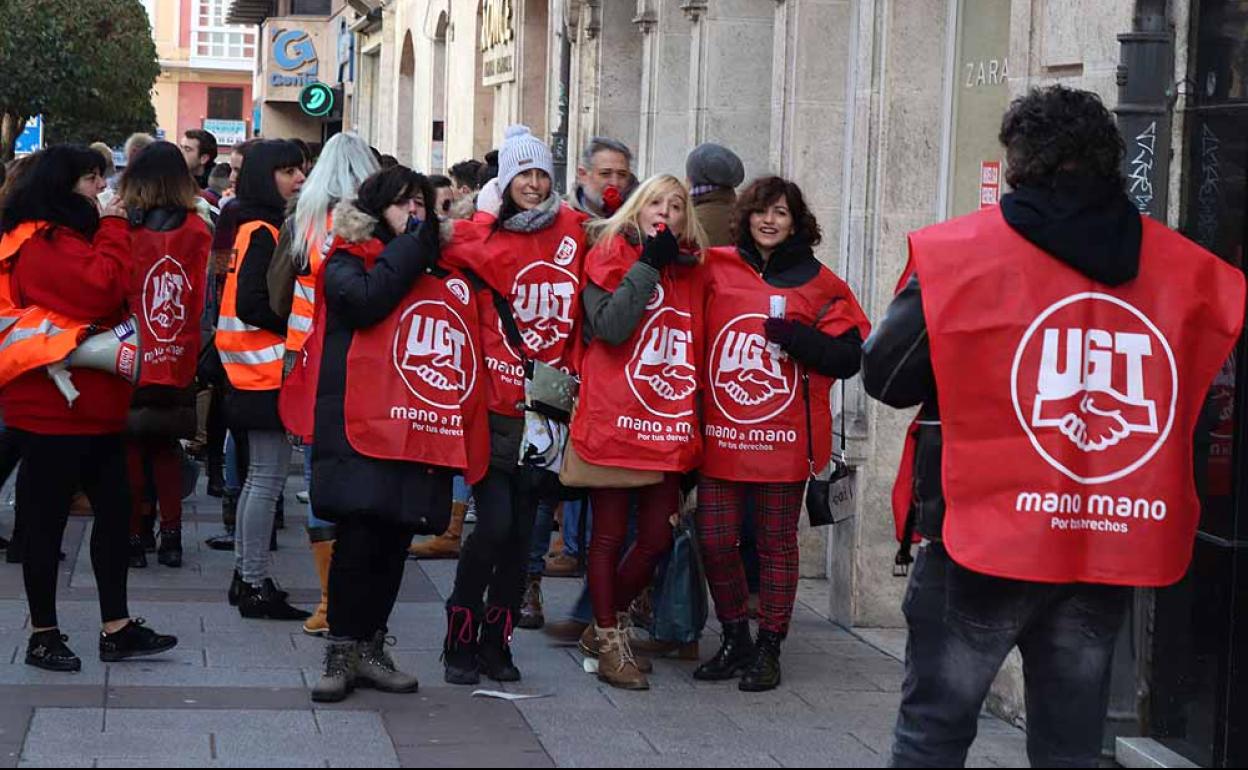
331,199,457,245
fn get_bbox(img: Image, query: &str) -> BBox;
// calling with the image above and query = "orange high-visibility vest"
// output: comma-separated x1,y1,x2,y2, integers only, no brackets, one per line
0,222,91,388
284,215,331,354
217,221,284,391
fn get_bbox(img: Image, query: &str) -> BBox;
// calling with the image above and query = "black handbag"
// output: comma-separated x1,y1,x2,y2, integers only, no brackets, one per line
803,374,855,527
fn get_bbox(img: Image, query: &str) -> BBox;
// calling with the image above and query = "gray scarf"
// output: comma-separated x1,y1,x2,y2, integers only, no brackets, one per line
502,192,562,233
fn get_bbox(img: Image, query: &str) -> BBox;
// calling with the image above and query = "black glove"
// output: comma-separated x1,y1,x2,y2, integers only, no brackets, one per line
411,212,442,271
639,224,679,270
763,317,803,349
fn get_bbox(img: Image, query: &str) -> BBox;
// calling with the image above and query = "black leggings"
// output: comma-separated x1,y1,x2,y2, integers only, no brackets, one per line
327,516,414,640
449,467,536,615
16,431,131,629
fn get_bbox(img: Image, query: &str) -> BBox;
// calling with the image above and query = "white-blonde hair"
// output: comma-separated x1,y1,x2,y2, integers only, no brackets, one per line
290,132,379,269
586,174,708,254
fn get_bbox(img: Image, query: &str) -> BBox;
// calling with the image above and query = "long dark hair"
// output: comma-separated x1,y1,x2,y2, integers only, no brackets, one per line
119,141,201,213
0,145,107,238
235,139,304,224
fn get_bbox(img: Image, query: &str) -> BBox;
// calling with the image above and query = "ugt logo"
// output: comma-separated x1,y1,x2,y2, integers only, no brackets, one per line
709,313,797,424
627,307,697,418
142,256,190,344
392,301,477,409
503,262,578,363
1011,293,1177,484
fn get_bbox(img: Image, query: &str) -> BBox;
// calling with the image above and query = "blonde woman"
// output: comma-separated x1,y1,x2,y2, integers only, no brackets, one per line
569,175,708,690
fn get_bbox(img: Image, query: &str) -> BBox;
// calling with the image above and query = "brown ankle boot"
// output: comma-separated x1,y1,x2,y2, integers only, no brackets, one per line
519,576,544,629
409,502,466,559
581,618,653,673
596,622,649,691
303,540,334,636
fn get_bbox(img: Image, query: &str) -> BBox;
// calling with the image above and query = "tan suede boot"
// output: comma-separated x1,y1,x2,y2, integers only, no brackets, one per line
408,501,466,559
303,540,334,636
596,620,649,691
581,617,652,673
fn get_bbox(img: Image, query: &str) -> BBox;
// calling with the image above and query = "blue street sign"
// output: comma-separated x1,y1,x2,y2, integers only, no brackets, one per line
14,116,42,155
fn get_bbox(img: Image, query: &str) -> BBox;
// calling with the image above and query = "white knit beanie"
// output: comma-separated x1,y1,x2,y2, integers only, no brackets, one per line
496,125,554,195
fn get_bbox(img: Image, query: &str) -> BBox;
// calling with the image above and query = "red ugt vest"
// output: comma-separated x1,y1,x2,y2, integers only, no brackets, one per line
701,247,871,483
344,264,491,485
570,235,704,473
912,208,1245,586
128,217,211,388
441,207,588,416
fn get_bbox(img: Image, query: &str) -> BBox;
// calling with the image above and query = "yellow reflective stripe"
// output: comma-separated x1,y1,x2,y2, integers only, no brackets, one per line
219,344,285,366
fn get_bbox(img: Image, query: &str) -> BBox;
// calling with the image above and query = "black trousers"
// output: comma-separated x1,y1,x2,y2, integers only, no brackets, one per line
0,425,22,540
326,516,414,640
449,467,536,616
15,431,131,629
890,543,1129,768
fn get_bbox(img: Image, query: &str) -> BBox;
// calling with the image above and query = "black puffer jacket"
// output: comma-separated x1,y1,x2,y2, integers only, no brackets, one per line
309,200,450,527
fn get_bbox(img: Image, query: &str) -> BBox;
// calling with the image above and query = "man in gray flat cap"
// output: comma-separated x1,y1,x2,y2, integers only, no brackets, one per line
686,142,746,247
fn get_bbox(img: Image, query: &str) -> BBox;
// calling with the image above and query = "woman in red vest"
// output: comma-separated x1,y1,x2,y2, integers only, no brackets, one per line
697,177,869,692
569,174,708,690
306,166,484,702
267,131,378,637
119,142,211,570
217,140,308,621
438,126,589,686
0,146,179,672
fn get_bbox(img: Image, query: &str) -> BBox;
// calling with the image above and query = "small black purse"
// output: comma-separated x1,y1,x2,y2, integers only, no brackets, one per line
803,374,855,527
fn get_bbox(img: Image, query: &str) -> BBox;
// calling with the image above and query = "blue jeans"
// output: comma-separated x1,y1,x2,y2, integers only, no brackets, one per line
302,448,333,537
890,543,1128,768
528,498,590,576
224,432,242,497
453,474,470,504
562,499,587,558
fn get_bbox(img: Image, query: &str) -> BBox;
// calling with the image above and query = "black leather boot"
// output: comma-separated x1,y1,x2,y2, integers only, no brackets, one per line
442,606,481,685
206,493,237,551
128,535,148,569
238,579,311,621
693,620,754,681
739,629,783,692
478,607,521,682
157,529,182,568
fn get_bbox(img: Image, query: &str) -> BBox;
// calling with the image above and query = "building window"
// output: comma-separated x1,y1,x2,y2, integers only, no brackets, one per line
191,0,257,68
207,88,245,120
291,0,332,15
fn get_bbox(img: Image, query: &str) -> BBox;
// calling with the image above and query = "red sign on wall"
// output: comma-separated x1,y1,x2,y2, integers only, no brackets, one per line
980,160,1001,208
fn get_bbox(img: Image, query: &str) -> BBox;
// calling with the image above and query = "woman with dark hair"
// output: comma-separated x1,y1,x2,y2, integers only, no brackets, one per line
695,176,869,692
437,126,589,686
119,142,212,569
0,145,179,672
216,139,308,620
305,166,489,702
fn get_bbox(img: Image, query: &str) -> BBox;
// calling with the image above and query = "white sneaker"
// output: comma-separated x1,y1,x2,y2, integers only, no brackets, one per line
296,491,310,504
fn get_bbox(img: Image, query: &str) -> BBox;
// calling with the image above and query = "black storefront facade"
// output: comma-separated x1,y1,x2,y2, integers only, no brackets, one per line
1110,1,1248,766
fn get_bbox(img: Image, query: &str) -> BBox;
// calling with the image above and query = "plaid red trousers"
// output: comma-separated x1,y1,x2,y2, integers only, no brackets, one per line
696,477,806,636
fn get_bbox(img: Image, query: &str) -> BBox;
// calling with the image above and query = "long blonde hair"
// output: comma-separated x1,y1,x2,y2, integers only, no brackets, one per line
587,174,709,256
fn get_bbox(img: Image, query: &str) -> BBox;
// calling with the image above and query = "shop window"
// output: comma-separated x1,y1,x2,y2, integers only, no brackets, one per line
207,88,245,120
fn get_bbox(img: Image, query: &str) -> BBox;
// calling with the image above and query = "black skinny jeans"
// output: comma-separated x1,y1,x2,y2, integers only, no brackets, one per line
326,516,414,640
890,543,1129,768
449,467,536,616
15,431,131,629
0,425,22,539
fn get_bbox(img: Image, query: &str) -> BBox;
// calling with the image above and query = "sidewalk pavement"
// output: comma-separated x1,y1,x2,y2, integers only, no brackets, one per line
0,477,1029,767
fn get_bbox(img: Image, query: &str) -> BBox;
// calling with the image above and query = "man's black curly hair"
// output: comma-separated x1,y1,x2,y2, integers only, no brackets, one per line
998,85,1125,189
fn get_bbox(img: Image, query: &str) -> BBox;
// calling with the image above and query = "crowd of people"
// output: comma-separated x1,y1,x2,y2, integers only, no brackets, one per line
0,85,1240,767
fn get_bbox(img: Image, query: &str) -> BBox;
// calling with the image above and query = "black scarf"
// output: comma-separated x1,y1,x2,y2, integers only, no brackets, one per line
738,235,821,289
1000,175,1141,287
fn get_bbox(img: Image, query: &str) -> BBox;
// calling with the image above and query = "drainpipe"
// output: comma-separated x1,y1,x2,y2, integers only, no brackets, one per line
1114,0,1173,221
